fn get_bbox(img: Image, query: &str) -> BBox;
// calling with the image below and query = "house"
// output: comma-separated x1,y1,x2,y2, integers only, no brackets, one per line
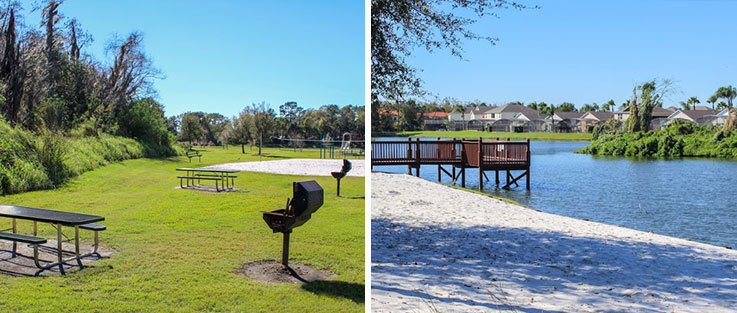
378,109,399,122
423,111,449,120
422,111,450,130
578,112,614,132
613,106,674,122
552,112,584,132
481,104,537,120
667,109,718,124
448,106,495,122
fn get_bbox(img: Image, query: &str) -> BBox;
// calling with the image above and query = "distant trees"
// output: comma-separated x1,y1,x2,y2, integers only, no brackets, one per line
557,102,576,112
0,1,176,156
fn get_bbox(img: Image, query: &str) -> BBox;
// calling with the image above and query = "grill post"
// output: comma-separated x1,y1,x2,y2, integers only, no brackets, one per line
282,231,291,267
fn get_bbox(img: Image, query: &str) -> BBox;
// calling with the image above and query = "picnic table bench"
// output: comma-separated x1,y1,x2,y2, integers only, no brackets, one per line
0,204,106,275
186,149,203,163
176,168,238,192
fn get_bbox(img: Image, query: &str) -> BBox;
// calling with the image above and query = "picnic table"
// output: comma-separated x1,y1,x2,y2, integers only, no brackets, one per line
0,204,105,275
176,168,238,192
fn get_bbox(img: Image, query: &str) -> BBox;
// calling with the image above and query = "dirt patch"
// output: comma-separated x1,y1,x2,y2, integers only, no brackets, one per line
235,260,336,284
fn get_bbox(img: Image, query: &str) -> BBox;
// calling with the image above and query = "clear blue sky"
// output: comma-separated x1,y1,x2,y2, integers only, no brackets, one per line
20,0,364,117
409,0,737,109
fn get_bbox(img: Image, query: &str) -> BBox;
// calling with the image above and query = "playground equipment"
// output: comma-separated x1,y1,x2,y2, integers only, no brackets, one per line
340,133,352,153
319,134,336,159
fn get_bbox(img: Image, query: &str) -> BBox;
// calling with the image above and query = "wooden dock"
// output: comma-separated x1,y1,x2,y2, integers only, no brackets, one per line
371,138,531,190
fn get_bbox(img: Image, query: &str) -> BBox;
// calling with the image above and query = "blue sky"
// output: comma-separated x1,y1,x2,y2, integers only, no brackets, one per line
20,0,364,117
409,0,737,109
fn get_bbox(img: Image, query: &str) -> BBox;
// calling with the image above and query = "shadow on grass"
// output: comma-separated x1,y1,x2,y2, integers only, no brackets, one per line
301,280,365,303
371,218,737,312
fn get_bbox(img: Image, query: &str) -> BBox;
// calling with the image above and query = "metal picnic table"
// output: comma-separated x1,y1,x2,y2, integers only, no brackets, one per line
0,204,105,275
176,168,239,192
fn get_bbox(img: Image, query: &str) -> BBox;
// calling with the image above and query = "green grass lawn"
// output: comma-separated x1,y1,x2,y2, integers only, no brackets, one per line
0,146,364,312
392,130,592,141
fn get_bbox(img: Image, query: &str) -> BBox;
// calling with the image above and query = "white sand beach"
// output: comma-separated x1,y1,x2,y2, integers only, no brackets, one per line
372,172,737,312
204,158,364,177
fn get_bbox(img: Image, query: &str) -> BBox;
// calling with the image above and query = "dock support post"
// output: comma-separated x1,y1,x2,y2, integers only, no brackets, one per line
461,168,466,188
526,139,531,190
452,166,456,185
495,170,499,185
478,137,483,191
438,165,441,182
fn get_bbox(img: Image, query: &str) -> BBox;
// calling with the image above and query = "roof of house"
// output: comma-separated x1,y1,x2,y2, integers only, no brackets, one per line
668,109,718,121
581,111,614,121
487,103,537,114
424,111,449,119
514,111,545,120
553,111,584,120
692,105,712,111
614,106,674,116
462,105,495,115
378,109,398,115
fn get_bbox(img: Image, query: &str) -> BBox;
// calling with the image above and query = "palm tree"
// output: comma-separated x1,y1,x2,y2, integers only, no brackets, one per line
713,86,737,109
679,101,691,111
708,95,717,110
712,86,737,129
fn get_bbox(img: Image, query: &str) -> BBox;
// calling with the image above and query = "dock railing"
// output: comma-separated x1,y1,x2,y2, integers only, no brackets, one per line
371,137,531,190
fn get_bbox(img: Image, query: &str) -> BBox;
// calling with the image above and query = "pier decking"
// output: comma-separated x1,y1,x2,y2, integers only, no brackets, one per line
372,138,531,190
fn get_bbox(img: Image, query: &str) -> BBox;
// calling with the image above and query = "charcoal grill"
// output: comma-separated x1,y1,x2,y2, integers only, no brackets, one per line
330,159,352,196
262,180,323,267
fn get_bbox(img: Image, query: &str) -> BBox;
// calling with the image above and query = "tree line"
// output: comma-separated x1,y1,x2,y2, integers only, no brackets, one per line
0,1,174,155
170,102,365,154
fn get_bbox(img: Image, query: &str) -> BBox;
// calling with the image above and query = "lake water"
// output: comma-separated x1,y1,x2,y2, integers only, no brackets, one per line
372,138,737,249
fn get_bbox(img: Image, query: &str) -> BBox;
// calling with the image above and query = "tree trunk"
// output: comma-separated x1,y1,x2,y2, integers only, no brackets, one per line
241,143,245,154
258,134,263,156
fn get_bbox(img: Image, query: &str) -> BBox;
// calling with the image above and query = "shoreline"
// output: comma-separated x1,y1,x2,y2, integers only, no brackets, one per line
371,172,737,312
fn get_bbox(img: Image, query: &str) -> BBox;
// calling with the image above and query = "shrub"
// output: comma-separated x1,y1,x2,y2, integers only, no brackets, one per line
116,98,177,157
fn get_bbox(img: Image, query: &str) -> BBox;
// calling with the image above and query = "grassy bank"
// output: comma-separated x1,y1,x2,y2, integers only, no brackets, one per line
382,130,592,141
0,146,364,312
577,122,737,158
0,119,182,195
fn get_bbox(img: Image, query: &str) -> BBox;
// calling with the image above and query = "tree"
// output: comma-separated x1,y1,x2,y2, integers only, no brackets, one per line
603,99,616,112
628,79,673,132
247,102,276,156
711,86,737,129
557,102,576,112
230,108,252,153
101,32,162,117
707,95,717,110
397,100,423,131
680,96,699,110
371,0,533,100
277,101,303,138
179,113,203,145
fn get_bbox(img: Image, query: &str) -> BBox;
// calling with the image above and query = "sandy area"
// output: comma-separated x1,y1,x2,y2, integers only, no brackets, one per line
372,172,737,312
205,159,364,177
